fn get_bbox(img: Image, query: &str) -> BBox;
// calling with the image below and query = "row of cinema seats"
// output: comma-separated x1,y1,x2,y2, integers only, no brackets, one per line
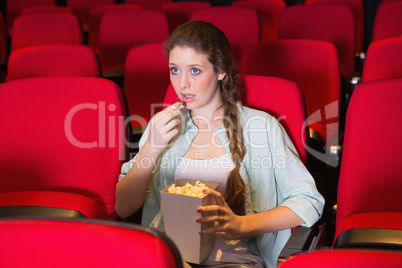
0,217,401,267
0,75,401,265
3,0,174,34
3,7,401,171
1,0,401,78
1,1,401,122
0,0,401,222
0,0,401,265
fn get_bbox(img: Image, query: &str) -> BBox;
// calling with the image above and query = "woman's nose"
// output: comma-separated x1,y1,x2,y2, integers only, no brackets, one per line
179,74,190,89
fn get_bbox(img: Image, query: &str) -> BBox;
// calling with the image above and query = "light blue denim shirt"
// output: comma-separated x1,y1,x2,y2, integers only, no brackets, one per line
119,105,325,268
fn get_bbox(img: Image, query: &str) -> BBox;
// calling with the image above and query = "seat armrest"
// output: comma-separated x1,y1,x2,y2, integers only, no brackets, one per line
278,222,325,264
0,206,87,218
334,228,402,250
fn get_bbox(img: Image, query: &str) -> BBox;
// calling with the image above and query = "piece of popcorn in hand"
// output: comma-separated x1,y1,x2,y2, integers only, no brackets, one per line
167,181,211,198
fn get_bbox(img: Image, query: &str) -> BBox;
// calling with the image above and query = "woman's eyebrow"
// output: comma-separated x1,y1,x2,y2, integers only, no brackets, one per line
188,63,203,68
168,62,204,68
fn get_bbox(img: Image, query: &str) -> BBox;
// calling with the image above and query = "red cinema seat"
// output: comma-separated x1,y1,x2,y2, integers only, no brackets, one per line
125,0,173,11
6,0,56,34
278,4,355,81
371,1,402,43
0,12,6,81
98,10,169,77
240,39,341,149
11,13,83,52
305,0,365,54
161,1,212,33
278,249,402,268
240,75,308,165
20,6,73,16
334,78,402,249
124,42,171,132
362,37,402,82
6,44,102,81
190,6,260,65
380,0,402,4
232,0,286,41
66,0,115,30
88,4,141,53
163,74,308,165
0,218,183,268
0,77,128,219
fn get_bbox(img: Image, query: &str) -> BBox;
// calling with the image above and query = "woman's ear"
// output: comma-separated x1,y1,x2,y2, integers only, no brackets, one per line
218,73,226,81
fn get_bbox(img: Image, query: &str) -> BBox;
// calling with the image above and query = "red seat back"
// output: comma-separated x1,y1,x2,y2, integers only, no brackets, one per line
0,12,6,66
125,0,173,11
0,77,128,217
11,13,83,52
20,6,73,16
6,44,102,81
371,1,402,43
190,7,260,65
66,0,114,29
161,1,212,33
232,0,286,41
0,218,183,267
362,37,402,82
124,42,171,127
6,0,55,34
278,4,355,80
305,0,365,53
380,0,402,4
335,78,402,240
88,4,141,52
99,10,169,74
240,39,340,145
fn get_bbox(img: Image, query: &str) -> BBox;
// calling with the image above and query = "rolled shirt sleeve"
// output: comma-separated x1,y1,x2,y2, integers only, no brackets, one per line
267,116,324,227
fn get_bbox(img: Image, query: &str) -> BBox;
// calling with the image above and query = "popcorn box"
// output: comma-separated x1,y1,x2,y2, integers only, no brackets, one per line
160,179,218,264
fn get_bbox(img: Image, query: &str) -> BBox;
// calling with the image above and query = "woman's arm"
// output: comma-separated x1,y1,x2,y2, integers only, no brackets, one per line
115,102,182,219
196,189,304,238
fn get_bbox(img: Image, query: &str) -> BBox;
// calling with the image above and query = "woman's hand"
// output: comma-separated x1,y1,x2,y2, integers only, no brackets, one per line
195,189,247,239
146,102,183,155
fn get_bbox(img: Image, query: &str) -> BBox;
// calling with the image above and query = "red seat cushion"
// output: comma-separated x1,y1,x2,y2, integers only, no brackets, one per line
335,212,402,242
278,249,402,268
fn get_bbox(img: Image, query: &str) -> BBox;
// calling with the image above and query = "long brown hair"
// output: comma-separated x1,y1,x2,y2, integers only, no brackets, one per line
165,20,247,215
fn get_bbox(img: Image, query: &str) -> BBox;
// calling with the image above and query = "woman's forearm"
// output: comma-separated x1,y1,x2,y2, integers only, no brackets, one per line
115,141,162,219
115,102,182,219
241,206,305,236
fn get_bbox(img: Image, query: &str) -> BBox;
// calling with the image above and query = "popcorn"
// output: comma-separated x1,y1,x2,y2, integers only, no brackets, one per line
167,180,211,198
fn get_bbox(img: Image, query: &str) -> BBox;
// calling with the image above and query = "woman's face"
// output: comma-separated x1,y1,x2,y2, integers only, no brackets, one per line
169,46,225,114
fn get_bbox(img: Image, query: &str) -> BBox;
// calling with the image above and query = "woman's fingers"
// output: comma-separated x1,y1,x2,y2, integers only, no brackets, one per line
196,211,227,223
160,120,181,141
195,189,245,237
160,117,181,134
197,204,226,215
154,102,182,123
149,101,183,147
202,189,226,207
199,224,224,236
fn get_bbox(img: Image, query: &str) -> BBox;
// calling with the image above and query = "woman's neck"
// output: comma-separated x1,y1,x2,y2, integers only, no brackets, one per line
190,106,224,130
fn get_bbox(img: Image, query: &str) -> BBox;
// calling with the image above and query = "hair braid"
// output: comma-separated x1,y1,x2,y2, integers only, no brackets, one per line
223,101,247,215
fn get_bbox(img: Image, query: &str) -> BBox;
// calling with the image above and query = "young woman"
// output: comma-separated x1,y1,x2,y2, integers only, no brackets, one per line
115,20,324,268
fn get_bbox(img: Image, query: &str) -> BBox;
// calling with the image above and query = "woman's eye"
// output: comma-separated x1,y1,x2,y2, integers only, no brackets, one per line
170,67,179,74
191,68,200,75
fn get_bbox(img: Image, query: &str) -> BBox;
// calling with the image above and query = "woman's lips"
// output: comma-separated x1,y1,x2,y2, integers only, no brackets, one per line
181,94,195,103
